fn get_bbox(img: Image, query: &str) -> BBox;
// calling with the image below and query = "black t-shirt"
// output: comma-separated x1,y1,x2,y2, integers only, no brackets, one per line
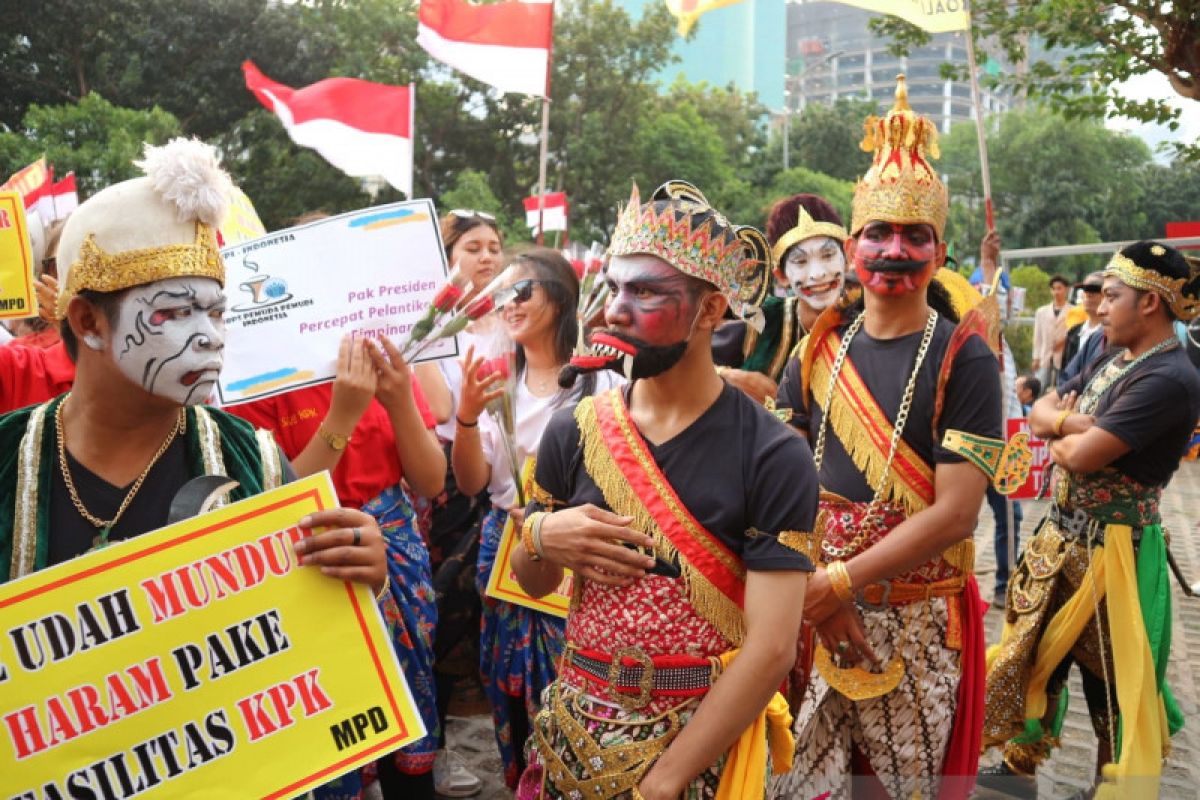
1060,345,1200,487
532,382,817,573
776,315,1001,501
49,435,190,565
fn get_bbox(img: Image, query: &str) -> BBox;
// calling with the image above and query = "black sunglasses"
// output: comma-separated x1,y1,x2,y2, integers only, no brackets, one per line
450,208,496,222
507,279,546,304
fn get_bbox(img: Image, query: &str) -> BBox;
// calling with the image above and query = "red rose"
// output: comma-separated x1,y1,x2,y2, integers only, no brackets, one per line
432,283,465,312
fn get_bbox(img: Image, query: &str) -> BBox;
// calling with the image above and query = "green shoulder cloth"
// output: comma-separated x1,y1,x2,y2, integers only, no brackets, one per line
0,398,282,583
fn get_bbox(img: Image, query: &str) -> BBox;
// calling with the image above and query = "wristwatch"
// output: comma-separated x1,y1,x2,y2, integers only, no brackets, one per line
317,425,352,451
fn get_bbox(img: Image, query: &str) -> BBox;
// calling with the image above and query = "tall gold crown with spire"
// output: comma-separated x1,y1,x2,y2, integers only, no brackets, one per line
850,75,948,239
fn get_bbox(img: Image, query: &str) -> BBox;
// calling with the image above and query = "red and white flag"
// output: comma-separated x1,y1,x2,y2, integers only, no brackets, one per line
47,173,78,221
523,191,567,234
243,61,414,196
417,0,553,97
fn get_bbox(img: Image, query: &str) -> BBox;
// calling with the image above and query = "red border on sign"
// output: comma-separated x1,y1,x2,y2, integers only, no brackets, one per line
2,484,414,796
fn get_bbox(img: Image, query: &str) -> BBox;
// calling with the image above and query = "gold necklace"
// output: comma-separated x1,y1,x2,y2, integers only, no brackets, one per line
813,309,938,558
56,394,186,548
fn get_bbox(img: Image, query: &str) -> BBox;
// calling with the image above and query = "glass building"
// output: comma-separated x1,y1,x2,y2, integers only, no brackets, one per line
786,1,1011,132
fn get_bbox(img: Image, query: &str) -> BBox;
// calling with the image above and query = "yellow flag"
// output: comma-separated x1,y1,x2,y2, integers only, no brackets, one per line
664,0,745,37
835,0,969,33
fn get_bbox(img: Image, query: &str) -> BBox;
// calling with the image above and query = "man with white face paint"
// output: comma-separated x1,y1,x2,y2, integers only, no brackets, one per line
773,77,1004,799
0,139,388,606
712,194,847,403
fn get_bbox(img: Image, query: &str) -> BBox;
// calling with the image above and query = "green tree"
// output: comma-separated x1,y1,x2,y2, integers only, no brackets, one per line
0,0,327,139
438,168,527,244
0,94,180,196
870,2,1200,156
545,0,680,242
938,109,1151,269
771,97,880,183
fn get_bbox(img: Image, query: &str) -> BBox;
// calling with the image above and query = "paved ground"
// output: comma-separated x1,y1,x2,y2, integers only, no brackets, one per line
445,461,1200,799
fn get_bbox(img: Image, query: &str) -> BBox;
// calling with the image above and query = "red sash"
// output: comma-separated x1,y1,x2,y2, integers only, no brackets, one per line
579,389,746,644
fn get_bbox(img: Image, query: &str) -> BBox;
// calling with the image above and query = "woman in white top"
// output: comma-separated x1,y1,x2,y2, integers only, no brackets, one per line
413,209,503,798
452,248,622,788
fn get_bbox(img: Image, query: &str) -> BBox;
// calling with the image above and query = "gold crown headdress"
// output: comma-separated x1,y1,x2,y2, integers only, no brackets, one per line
771,206,849,265
850,76,948,239
608,181,773,331
55,138,231,319
1104,241,1200,321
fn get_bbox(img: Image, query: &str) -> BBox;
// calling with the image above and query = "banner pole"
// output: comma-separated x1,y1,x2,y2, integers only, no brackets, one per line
963,9,994,231
535,8,555,246
408,82,416,200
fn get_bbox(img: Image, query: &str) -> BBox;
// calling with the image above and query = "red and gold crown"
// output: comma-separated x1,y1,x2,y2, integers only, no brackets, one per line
609,181,772,330
850,76,948,239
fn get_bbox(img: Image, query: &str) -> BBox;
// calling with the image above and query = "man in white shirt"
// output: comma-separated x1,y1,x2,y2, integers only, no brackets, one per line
1032,274,1070,388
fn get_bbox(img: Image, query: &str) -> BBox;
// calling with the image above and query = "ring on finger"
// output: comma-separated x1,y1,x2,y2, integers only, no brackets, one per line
352,527,362,547
836,640,851,654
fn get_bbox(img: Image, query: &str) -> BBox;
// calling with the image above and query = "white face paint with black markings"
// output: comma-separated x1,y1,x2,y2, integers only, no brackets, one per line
784,235,846,311
109,277,226,406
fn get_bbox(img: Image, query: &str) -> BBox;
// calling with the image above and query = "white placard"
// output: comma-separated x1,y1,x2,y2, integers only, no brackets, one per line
217,200,456,405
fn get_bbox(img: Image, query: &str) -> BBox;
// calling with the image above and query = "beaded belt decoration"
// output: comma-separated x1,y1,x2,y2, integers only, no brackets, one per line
566,646,721,710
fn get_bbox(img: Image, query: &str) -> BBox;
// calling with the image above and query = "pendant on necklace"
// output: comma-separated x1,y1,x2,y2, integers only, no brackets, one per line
91,526,113,552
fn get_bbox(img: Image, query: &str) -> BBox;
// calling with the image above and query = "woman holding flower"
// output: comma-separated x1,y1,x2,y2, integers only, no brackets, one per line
451,248,622,787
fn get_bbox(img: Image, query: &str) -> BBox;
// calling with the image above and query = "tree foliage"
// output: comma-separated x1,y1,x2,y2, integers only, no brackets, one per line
0,94,180,196
938,109,1153,272
870,2,1200,157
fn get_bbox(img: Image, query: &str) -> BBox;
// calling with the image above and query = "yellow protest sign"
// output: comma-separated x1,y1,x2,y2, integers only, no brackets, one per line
0,191,37,320
484,458,573,618
0,474,424,799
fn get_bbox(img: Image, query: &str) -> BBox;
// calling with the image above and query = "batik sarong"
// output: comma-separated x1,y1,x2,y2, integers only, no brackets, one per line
313,484,439,799
477,506,567,788
516,574,730,800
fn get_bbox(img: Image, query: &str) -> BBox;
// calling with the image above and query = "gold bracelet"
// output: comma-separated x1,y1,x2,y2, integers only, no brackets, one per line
521,512,544,561
715,365,729,378
1052,409,1071,437
532,511,548,560
375,574,391,603
826,560,855,603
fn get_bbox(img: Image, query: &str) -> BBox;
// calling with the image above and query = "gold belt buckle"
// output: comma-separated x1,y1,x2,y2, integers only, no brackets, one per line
857,581,891,612
608,646,655,710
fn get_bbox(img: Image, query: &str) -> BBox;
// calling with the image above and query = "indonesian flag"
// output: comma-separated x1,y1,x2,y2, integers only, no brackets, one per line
47,173,78,221
417,0,553,97
242,61,414,197
524,192,567,234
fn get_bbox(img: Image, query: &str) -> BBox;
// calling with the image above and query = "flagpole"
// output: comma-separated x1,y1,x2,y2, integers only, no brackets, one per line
963,9,994,231
535,6,555,246
409,82,416,200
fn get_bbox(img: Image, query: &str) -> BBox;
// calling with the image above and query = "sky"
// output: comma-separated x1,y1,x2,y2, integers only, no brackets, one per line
1110,72,1200,161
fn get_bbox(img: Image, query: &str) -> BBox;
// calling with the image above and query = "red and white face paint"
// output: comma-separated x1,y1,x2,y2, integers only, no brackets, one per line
851,221,940,297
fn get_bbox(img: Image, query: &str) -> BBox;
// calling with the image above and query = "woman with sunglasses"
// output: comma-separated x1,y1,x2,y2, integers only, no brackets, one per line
411,208,503,798
451,248,622,788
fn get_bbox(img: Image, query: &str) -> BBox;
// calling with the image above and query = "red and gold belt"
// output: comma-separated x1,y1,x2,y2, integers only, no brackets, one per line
564,645,721,709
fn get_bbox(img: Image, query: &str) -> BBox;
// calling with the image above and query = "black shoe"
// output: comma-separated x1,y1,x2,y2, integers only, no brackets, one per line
977,761,1037,799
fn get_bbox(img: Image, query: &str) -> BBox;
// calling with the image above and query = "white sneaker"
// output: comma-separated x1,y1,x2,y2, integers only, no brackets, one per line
433,748,482,798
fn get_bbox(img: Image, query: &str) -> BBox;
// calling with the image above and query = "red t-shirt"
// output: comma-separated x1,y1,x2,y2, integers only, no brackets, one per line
229,382,436,508
0,340,76,414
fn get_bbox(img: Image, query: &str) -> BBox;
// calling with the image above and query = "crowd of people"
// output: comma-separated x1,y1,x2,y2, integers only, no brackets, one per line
3,76,1200,800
